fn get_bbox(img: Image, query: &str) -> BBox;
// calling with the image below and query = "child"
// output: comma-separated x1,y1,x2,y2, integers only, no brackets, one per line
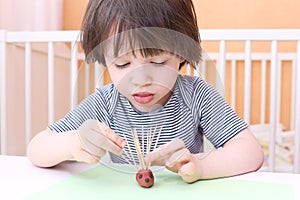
27,0,264,183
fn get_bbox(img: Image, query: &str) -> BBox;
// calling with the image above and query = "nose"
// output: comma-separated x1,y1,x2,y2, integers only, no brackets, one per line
130,66,152,87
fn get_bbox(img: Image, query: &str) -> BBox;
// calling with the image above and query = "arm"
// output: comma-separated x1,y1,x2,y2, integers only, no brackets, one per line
146,128,264,182
27,120,125,168
191,128,264,180
27,129,79,168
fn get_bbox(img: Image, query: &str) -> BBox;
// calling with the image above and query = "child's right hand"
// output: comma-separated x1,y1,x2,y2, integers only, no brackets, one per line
71,119,125,164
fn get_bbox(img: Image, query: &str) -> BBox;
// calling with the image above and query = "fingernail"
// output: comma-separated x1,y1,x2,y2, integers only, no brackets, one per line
121,140,126,147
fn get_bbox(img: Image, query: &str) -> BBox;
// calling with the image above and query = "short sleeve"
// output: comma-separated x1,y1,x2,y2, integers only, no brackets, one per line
194,80,248,148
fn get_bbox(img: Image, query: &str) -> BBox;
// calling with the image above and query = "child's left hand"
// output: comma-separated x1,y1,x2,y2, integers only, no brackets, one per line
145,138,201,183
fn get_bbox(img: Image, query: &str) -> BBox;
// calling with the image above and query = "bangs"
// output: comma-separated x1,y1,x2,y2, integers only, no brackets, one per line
82,0,201,67
111,25,172,59
98,26,201,67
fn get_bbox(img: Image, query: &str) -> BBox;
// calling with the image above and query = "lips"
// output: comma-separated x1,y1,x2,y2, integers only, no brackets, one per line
132,92,154,104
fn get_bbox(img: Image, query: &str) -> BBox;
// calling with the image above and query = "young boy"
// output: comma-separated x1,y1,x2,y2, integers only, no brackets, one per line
27,0,264,183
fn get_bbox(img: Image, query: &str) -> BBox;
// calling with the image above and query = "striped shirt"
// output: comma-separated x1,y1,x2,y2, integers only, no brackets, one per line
48,75,248,163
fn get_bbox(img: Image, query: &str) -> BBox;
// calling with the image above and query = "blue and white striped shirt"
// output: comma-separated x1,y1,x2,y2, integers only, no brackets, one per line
48,75,247,163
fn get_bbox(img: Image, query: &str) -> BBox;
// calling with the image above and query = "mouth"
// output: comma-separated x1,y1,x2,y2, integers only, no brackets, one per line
132,92,154,104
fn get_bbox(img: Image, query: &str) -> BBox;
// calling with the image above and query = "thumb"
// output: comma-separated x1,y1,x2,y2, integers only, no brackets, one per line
178,162,199,183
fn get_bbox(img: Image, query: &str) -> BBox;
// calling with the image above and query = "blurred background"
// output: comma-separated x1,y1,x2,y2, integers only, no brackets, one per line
1,0,300,31
0,0,299,172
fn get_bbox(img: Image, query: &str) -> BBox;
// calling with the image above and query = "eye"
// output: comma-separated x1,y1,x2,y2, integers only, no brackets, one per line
151,61,166,65
115,63,130,68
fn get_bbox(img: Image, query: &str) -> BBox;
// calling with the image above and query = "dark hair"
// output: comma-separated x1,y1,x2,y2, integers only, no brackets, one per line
81,0,201,69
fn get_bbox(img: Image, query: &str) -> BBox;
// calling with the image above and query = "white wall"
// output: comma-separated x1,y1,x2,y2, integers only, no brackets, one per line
0,0,63,31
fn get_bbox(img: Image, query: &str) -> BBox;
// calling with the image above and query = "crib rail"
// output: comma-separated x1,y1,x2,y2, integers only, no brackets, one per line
197,29,300,173
0,29,300,173
0,30,80,156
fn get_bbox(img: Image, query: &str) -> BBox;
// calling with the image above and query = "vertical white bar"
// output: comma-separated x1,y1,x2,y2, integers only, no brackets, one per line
0,30,7,154
244,40,252,124
230,60,236,110
186,63,192,76
218,40,226,93
294,40,300,173
48,42,54,124
94,62,99,88
269,40,278,172
25,42,32,145
94,62,104,88
276,60,282,124
200,59,206,79
85,62,90,97
260,60,267,124
194,62,201,77
290,60,296,131
71,42,78,108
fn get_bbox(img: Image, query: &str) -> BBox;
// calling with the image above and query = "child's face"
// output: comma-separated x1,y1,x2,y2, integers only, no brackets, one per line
105,51,183,112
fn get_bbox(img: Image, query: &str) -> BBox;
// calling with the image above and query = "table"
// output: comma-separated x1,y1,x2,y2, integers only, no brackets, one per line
0,155,96,199
0,155,299,200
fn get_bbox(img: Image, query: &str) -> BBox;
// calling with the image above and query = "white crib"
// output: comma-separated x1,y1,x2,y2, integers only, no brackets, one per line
0,29,299,173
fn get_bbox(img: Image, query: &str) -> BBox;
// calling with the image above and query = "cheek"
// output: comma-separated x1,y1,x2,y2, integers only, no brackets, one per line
152,67,178,89
108,67,133,97
107,67,121,84
108,67,126,86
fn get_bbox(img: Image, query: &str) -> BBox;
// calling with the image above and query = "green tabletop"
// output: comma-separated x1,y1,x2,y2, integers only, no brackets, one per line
26,164,294,200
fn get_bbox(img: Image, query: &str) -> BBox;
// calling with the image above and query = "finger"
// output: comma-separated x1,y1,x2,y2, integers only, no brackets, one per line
98,122,126,149
178,162,198,183
80,130,123,156
166,148,191,167
75,149,101,164
79,119,124,155
159,138,185,156
95,132,124,155
145,138,185,164
78,119,100,134
82,140,107,158
77,126,104,154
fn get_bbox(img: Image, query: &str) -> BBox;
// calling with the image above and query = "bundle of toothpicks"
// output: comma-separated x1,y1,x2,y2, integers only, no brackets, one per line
122,126,162,171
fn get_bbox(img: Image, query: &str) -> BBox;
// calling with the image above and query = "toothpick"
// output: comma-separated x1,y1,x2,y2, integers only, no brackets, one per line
146,126,163,169
144,128,150,169
122,127,163,171
145,128,153,169
131,129,142,168
153,126,163,150
122,132,138,170
132,128,146,169
141,126,145,157
121,147,139,171
148,127,156,153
